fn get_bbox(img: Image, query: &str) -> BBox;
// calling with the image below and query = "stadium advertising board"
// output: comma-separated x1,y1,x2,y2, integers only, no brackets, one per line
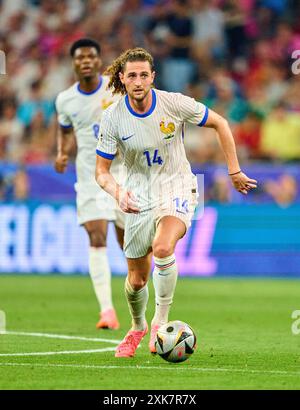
0,203,299,277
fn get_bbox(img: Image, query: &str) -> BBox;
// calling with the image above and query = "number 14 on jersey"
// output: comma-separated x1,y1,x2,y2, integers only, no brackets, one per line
143,149,163,167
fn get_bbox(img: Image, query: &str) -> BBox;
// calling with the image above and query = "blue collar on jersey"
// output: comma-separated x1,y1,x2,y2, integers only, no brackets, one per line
77,76,103,95
125,89,156,118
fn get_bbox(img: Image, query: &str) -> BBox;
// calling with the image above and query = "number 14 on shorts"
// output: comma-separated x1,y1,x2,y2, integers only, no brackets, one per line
173,197,189,214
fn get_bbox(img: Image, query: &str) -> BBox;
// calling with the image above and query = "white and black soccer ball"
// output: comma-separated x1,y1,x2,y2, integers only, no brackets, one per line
155,320,196,363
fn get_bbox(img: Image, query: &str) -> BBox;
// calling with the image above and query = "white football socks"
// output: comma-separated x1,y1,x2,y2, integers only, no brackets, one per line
125,277,149,331
152,254,178,326
88,247,113,313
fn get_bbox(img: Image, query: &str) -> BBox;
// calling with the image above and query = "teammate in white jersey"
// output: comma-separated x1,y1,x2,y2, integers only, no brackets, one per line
95,48,257,356
55,38,125,330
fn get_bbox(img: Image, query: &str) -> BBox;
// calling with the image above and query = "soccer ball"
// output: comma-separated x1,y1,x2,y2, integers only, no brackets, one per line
155,320,196,363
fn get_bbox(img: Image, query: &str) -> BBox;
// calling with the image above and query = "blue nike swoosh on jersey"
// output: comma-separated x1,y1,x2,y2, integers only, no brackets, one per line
122,134,135,141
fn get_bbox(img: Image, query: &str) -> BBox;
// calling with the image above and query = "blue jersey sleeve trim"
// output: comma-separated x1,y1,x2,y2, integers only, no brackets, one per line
77,76,103,95
198,106,209,127
59,123,72,129
96,149,115,160
125,89,156,118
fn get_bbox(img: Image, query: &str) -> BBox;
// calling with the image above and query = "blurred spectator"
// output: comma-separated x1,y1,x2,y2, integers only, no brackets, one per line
222,0,248,59
0,101,24,161
243,40,274,92
117,0,148,46
244,86,271,119
184,125,224,165
7,8,40,52
270,21,300,64
0,0,299,172
264,64,289,105
284,76,300,113
261,0,287,15
22,112,55,164
190,0,225,66
235,111,263,160
0,0,28,30
0,167,30,201
12,168,30,200
0,173,5,200
160,0,196,92
9,44,42,102
255,6,277,38
144,0,171,88
116,21,137,52
42,55,73,100
260,102,300,161
17,79,55,127
206,69,249,124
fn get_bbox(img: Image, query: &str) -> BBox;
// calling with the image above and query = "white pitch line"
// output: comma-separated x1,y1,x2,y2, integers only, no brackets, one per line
0,347,116,357
0,362,299,377
0,311,5,332
0,331,120,345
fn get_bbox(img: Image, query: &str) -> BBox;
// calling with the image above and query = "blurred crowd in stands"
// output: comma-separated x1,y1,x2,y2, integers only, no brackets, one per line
0,0,299,203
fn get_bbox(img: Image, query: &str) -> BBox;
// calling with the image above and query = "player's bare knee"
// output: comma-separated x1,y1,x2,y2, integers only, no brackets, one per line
152,242,173,259
89,231,106,247
128,276,147,291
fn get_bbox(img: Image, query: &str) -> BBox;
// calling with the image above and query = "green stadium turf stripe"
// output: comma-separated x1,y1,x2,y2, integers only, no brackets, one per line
0,363,299,377
0,331,121,344
0,348,116,357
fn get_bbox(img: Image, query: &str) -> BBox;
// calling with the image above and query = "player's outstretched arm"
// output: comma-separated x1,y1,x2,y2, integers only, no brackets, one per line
54,125,75,173
203,109,257,195
95,155,139,213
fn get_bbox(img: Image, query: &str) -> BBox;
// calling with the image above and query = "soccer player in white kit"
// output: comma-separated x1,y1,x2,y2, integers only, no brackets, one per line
95,48,257,356
55,38,125,330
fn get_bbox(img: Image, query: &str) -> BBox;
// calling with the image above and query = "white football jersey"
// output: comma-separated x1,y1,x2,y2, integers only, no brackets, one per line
55,75,121,183
96,89,208,211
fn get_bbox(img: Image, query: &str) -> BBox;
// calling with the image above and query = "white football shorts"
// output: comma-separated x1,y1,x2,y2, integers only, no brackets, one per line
75,181,125,229
124,188,198,258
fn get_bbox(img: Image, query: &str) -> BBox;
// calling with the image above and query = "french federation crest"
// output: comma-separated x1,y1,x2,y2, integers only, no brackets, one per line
160,120,175,140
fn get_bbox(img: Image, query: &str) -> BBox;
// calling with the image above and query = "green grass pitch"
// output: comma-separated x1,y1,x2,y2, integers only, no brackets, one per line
0,275,300,390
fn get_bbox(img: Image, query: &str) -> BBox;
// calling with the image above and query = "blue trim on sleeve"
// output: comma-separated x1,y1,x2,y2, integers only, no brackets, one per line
198,106,209,127
77,76,103,95
96,149,115,160
125,89,156,118
59,123,72,129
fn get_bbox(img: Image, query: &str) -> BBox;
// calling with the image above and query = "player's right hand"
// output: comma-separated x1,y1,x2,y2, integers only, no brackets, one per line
54,154,69,173
118,190,140,214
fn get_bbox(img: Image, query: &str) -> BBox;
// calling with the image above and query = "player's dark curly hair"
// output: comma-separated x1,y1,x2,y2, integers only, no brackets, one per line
70,38,101,57
105,48,154,95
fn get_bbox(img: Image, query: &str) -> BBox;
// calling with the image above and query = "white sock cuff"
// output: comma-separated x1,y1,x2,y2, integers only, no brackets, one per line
154,254,176,271
89,246,107,254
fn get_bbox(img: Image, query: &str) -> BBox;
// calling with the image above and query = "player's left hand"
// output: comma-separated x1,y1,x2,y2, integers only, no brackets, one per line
230,172,257,195
118,190,140,214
